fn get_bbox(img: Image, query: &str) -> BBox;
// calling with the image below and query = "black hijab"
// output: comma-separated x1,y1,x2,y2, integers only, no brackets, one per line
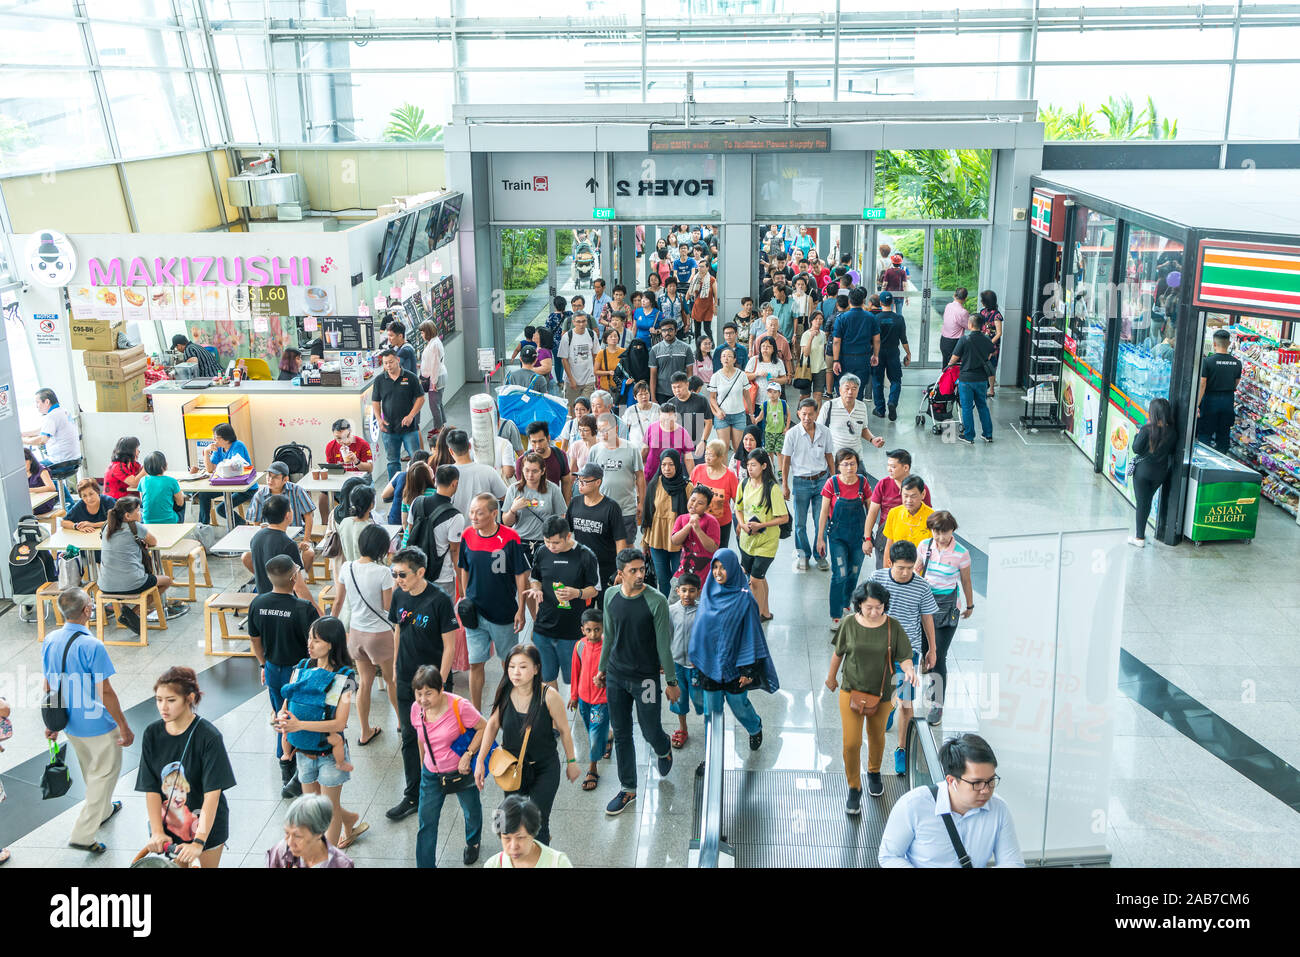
733,425,764,468
644,449,690,531
619,338,651,384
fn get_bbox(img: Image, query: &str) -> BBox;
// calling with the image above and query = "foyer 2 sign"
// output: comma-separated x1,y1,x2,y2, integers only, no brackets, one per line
612,154,721,219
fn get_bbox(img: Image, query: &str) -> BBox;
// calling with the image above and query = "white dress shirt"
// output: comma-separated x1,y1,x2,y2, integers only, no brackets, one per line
780,421,834,478
879,783,1024,868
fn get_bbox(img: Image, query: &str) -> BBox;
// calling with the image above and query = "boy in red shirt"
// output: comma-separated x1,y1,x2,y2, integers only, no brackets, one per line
569,609,610,791
864,448,931,569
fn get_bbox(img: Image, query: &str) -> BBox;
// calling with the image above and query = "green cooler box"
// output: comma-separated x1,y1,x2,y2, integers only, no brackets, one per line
1183,443,1262,543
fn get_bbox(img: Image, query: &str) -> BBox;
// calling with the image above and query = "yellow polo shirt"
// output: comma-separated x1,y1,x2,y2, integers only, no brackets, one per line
882,502,934,550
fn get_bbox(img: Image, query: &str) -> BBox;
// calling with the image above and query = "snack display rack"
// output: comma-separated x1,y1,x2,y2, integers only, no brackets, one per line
1228,326,1300,519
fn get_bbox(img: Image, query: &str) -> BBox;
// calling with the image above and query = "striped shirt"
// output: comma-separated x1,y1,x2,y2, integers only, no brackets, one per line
247,481,316,527
870,568,938,656
819,398,870,455
917,537,970,596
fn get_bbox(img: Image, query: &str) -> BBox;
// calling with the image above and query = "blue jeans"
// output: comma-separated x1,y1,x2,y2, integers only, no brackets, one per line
649,548,680,597
872,351,903,413
381,428,422,482
578,700,611,764
416,766,483,868
195,488,256,526
704,689,762,736
533,631,577,684
957,380,993,441
264,661,295,760
828,537,865,619
791,475,823,560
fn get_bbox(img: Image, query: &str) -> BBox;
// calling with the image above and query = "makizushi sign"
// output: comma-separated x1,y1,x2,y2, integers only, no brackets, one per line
1193,238,1300,319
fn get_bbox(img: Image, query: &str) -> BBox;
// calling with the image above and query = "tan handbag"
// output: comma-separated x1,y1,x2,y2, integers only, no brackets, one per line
488,725,532,793
849,628,894,717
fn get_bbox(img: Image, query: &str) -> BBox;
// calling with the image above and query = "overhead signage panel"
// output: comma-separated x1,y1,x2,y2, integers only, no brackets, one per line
650,128,830,153
610,153,721,219
491,152,597,221
754,152,867,218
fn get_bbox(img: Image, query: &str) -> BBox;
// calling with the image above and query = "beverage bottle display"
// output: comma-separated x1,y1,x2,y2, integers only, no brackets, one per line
1084,390,1096,436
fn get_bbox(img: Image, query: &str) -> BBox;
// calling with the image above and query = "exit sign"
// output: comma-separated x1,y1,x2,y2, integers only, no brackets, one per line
862,207,887,220
592,208,616,220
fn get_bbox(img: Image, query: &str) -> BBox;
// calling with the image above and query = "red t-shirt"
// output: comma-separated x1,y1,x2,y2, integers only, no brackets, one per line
672,512,722,578
515,448,570,487
325,437,373,472
690,464,739,524
103,460,141,500
869,476,932,532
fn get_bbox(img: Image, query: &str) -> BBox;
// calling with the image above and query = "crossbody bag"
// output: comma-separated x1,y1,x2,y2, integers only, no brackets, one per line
929,784,974,868
418,700,476,793
348,562,389,626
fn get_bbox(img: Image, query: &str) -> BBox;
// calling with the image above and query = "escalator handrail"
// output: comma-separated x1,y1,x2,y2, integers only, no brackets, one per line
696,707,726,867
907,713,946,791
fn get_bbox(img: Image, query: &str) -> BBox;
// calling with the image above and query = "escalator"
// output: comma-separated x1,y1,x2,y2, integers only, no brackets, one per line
692,710,945,868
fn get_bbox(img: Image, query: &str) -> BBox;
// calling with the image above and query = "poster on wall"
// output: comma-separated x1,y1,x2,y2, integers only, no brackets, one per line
121,287,150,322
178,285,202,321
430,276,456,338
1059,360,1101,455
229,286,252,322
69,285,96,321
148,286,177,321
289,284,336,319
201,286,228,322
34,315,63,351
93,286,123,322
1103,400,1138,505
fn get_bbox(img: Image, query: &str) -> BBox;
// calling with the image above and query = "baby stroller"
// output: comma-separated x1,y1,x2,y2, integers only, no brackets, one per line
916,364,961,436
573,243,596,288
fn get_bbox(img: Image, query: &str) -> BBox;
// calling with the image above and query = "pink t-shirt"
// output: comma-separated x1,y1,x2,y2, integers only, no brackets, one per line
672,512,721,578
940,301,970,339
410,694,483,773
643,423,693,480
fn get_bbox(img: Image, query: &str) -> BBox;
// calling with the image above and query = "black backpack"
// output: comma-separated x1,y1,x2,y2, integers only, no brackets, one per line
273,442,312,481
406,499,461,582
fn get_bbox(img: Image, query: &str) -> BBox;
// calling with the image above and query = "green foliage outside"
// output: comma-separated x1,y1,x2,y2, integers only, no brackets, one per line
501,228,576,318
874,149,988,292
383,103,443,143
1039,96,1179,141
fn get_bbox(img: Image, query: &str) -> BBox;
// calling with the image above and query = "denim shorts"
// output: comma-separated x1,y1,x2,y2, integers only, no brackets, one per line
465,617,519,665
713,411,748,432
296,745,351,787
669,663,706,716
894,650,923,704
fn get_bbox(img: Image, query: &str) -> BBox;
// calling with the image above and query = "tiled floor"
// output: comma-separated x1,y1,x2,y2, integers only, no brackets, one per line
3,381,1300,867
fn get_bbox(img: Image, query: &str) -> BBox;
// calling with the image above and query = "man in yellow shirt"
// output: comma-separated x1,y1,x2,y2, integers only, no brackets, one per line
882,476,933,568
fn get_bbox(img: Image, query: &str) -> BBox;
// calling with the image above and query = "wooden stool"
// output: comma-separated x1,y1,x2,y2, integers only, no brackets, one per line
305,528,329,583
36,508,66,534
159,539,211,603
35,581,63,642
95,585,165,647
318,583,336,617
203,591,255,657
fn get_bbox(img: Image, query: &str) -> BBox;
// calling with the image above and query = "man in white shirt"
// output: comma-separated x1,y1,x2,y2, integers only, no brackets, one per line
557,311,599,407
447,428,508,513
879,733,1024,868
23,388,82,469
780,398,835,572
818,374,885,459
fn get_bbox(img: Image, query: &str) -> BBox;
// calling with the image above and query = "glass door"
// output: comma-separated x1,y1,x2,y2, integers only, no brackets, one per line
927,227,983,367
871,227,929,365
497,227,599,355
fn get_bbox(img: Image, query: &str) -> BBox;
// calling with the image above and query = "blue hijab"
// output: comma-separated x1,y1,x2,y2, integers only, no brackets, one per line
688,548,780,694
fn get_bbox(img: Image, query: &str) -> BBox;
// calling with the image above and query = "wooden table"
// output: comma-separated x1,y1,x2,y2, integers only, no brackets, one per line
30,490,59,512
211,525,302,557
170,470,264,529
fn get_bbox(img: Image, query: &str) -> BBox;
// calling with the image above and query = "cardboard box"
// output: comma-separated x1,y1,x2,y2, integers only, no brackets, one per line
94,373,148,413
70,319,125,351
82,343,145,370
86,356,147,383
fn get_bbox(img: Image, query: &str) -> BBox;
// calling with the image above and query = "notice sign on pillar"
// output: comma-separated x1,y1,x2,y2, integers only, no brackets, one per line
35,314,63,350
339,350,362,387
0,384,12,421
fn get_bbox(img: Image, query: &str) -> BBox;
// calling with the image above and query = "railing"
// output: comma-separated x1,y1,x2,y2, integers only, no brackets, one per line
907,713,945,792
694,707,728,867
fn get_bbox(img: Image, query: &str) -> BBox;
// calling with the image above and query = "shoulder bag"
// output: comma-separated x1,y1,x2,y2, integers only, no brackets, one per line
929,784,974,868
488,724,532,793
41,632,80,732
318,517,343,561
848,624,894,717
418,699,476,794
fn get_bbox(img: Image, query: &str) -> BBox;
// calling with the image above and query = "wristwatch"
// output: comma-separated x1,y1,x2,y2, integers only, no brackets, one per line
665,679,679,688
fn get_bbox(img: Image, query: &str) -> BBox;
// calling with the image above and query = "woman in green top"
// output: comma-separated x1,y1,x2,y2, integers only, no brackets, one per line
139,452,185,524
735,449,789,622
825,580,916,812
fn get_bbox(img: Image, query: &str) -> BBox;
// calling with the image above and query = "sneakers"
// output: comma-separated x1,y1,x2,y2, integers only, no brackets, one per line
894,747,907,776
749,730,763,751
1127,536,1146,548
118,607,141,634
815,556,830,571
845,787,863,816
871,408,886,418
793,554,808,572
385,798,418,821
958,436,974,445
656,750,673,777
606,790,637,816
888,406,897,422
982,435,994,443
866,772,884,797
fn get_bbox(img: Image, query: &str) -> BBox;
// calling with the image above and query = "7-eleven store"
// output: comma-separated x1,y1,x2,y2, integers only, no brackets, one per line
1019,169,1300,545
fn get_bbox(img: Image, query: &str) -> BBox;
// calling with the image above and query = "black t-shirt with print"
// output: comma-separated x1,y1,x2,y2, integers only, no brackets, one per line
135,716,237,846
531,542,601,640
1200,352,1242,394
250,527,302,594
247,591,319,666
372,369,423,433
566,494,626,583
389,583,458,685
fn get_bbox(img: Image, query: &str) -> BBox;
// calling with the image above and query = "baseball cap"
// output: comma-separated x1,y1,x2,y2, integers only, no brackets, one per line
766,380,782,393
268,461,290,476
890,253,903,264
577,462,604,482
879,290,894,304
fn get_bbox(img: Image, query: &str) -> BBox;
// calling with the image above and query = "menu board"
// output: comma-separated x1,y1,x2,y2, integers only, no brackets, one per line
402,293,431,333
148,287,177,321
178,285,202,321
121,287,150,322
200,286,228,321
297,315,374,352
68,285,96,321
94,286,123,321
430,276,456,338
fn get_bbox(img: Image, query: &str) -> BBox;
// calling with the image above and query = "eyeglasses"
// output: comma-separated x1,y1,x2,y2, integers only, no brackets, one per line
958,774,1001,792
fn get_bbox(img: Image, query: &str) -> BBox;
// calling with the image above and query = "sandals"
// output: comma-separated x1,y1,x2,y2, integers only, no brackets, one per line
101,800,123,826
760,613,774,622
582,771,600,791
69,841,108,854
671,729,688,749
0,848,10,865
358,728,383,746
604,738,613,760
338,821,369,850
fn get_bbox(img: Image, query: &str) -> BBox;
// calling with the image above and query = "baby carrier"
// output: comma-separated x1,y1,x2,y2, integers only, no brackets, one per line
280,660,356,752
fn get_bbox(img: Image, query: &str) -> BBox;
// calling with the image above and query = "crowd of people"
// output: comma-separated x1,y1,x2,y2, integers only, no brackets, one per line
18,232,1026,868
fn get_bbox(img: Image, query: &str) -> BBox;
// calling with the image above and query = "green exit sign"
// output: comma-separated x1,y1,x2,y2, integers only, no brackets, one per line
862,207,887,220
592,207,616,220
